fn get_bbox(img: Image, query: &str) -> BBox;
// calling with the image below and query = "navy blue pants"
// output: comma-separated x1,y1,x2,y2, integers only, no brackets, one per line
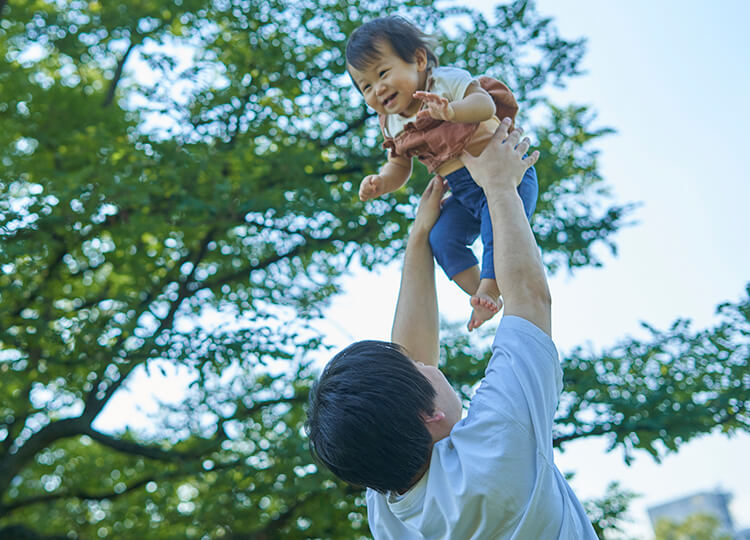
429,166,538,280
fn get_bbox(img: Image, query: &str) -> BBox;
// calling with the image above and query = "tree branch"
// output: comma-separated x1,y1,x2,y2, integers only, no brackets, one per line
154,227,217,332
103,40,137,108
10,237,67,318
244,395,307,416
0,524,68,540
553,425,609,447
197,242,307,293
81,228,218,419
0,458,246,516
241,491,316,540
83,428,197,463
1,400,33,457
76,227,218,431
84,394,306,464
552,406,744,449
318,109,374,148
0,418,88,497
225,92,255,150
0,472,155,514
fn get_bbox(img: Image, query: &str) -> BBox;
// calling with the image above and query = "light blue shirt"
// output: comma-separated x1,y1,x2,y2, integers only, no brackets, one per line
366,316,599,539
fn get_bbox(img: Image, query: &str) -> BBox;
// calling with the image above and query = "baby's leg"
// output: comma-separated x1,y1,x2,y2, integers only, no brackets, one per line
465,199,502,331
429,197,499,329
468,278,501,332
453,265,502,332
429,196,481,286
452,265,480,296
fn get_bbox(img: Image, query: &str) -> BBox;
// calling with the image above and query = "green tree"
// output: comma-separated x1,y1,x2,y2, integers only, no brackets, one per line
582,482,639,540
652,514,732,540
0,0,747,539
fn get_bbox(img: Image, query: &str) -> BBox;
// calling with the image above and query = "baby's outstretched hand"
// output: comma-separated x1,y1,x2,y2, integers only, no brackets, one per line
414,91,455,122
359,174,385,201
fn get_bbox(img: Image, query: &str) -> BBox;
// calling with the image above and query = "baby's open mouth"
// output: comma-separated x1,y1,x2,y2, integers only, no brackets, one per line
383,93,397,107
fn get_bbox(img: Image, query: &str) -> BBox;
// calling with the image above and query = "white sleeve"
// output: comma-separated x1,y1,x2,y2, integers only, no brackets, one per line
469,316,563,454
431,66,478,102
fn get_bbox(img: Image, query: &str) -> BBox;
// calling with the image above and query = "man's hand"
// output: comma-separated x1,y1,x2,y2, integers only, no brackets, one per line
460,117,539,192
359,174,385,201
413,176,448,237
414,91,455,122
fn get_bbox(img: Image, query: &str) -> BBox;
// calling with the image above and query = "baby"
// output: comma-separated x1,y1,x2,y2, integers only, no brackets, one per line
346,16,538,331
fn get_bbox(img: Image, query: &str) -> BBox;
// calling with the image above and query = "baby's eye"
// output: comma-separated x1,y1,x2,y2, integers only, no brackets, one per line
379,69,388,77
362,84,371,92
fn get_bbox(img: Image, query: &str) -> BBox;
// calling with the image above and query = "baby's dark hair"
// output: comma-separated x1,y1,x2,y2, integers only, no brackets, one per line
346,16,439,72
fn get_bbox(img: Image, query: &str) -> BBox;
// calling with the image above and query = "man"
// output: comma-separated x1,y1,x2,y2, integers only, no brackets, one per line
306,118,598,539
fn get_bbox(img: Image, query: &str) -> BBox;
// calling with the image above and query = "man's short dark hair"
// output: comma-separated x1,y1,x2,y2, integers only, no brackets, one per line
345,15,439,72
306,340,436,494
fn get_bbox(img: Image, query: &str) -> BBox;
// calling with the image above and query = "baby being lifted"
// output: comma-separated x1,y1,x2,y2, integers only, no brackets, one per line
346,16,538,331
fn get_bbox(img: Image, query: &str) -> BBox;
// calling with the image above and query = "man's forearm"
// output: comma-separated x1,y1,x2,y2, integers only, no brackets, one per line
391,228,439,367
459,119,549,333
486,187,551,335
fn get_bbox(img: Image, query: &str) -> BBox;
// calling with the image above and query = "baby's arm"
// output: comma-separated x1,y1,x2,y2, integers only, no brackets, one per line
359,152,413,201
415,83,495,123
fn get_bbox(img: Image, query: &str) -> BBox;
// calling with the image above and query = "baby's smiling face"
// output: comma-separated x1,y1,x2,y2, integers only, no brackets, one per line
348,40,428,118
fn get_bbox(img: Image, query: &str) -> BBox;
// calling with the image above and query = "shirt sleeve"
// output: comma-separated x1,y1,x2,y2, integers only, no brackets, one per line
431,66,478,102
469,316,563,454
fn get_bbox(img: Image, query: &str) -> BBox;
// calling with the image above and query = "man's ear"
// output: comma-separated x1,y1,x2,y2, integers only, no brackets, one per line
423,410,446,424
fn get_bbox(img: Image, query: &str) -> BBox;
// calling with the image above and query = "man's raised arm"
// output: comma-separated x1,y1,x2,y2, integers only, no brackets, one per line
390,177,447,367
461,118,551,335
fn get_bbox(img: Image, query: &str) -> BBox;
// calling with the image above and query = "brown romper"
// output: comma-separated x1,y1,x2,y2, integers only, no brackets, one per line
378,76,520,174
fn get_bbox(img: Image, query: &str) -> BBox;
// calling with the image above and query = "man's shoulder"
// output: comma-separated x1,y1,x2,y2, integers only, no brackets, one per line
465,316,562,450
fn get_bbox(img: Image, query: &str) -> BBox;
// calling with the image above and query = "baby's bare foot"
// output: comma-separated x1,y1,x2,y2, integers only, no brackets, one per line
467,294,502,332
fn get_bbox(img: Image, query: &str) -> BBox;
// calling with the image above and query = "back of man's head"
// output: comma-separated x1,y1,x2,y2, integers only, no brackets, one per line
306,340,436,493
